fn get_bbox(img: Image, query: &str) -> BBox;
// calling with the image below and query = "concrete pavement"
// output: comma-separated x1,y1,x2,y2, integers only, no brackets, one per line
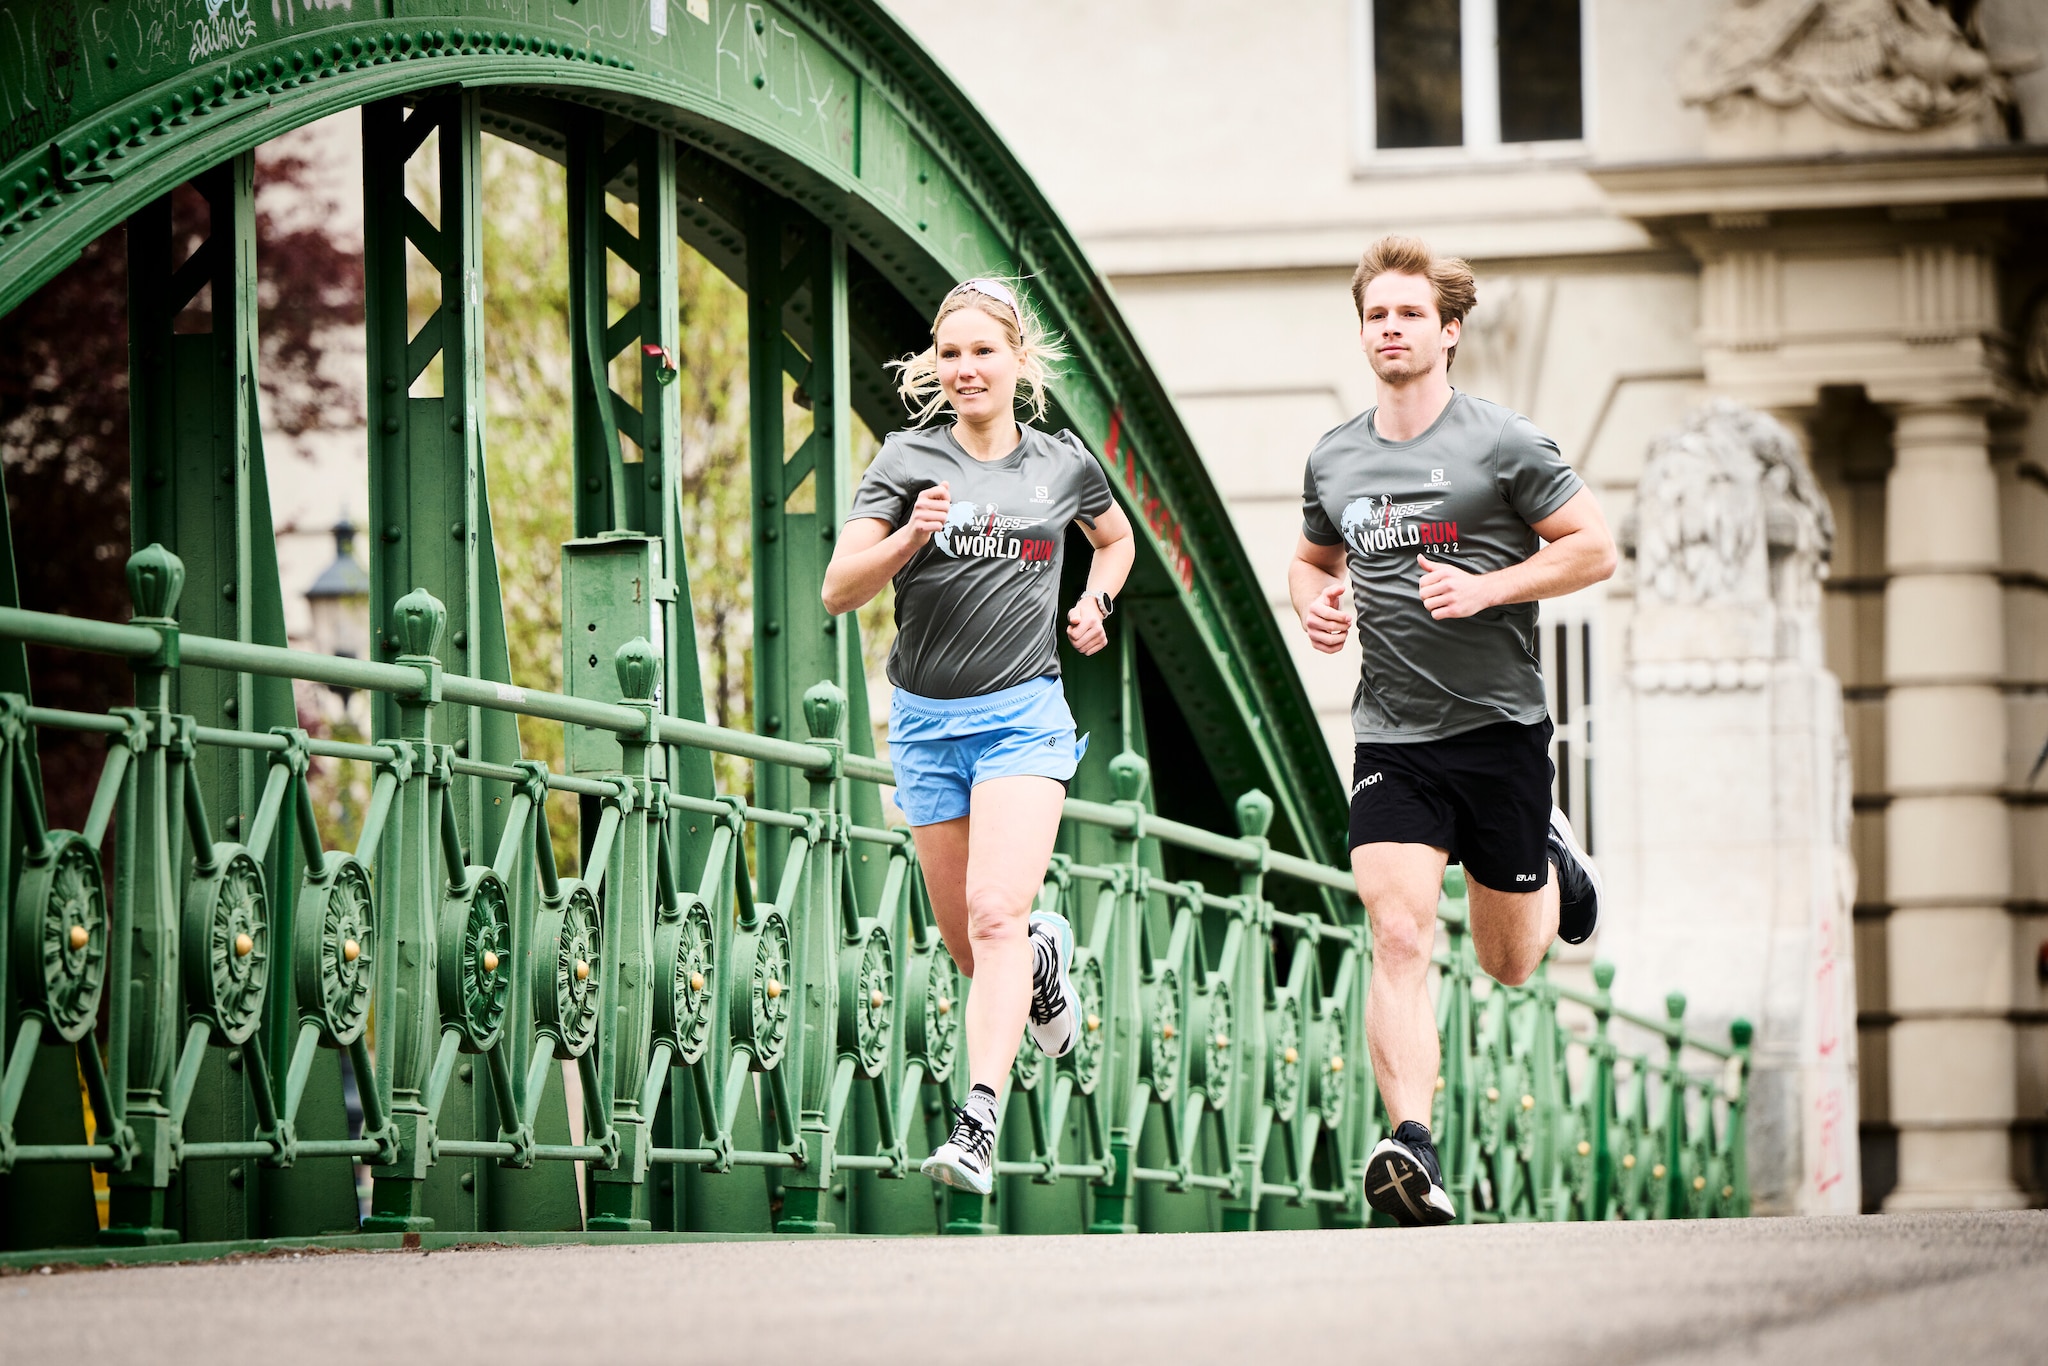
3,1211,2044,1365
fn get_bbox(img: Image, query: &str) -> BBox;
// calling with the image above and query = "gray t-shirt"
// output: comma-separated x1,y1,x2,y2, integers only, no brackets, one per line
1302,391,1583,743
849,423,1115,699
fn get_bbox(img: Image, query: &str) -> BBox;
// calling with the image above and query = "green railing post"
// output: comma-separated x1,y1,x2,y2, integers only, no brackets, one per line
1220,790,1272,1231
1661,992,1689,1221
362,590,448,1233
1437,869,1476,1223
587,640,664,1232
1726,1018,1753,1217
1086,751,1150,1235
1589,960,1618,1221
101,546,185,1246
776,680,847,1235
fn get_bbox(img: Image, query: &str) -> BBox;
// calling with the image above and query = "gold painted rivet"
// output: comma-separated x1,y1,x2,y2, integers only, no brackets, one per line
1653,1163,1667,1179
766,978,782,999
870,989,885,1009
939,998,953,1015
68,925,88,951
1215,1034,1230,1049
1161,1023,1176,1040
1577,1140,1591,1156
574,958,590,982
1520,1094,1534,1111
234,932,253,957
1330,1057,1344,1073
482,950,500,973
1693,1176,1706,1190
342,938,360,962
1284,1047,1299,1065
690,972,706,992
1722,1185,1734,1199
1487,1087,1500,1102
1086,1014,1100,1031
1623,1154,1637,1169
1434,1075,1446,1092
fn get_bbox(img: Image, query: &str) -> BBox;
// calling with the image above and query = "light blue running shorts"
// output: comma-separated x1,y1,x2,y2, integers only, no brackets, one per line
887,676,1089,827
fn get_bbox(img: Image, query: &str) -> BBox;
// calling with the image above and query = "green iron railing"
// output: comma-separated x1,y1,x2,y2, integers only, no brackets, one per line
0,546,1750,1254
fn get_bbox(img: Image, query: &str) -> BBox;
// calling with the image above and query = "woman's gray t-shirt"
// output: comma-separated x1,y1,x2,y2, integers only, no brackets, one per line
849,423,1114,699
1301,391,1583,744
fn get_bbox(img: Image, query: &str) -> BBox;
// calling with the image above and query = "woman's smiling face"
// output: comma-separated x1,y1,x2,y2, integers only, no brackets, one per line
935,303,1021,424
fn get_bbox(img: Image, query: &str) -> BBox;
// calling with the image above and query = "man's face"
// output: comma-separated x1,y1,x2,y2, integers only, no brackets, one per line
1358,272,1458,384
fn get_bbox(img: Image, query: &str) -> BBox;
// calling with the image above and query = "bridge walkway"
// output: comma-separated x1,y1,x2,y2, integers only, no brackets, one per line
5,1211,2043,1365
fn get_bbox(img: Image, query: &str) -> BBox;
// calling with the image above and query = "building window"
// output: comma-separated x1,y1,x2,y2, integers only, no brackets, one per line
1358,0,1585,158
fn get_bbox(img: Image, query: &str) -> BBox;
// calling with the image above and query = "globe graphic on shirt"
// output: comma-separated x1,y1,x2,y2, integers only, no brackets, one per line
936,499,980,556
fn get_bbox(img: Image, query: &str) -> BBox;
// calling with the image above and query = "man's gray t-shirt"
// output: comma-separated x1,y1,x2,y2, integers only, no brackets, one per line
849,423,1115,699
1302,391,1583,743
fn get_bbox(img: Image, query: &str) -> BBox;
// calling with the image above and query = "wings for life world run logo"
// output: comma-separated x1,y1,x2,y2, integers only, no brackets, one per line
935,501,1057,572
1340,491,1461,556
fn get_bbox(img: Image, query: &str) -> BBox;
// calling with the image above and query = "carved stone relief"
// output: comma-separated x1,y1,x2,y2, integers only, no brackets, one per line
1677,0,2029,135
1628,399,1833,608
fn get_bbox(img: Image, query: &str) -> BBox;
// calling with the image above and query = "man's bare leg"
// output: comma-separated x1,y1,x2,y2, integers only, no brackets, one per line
1353,841,1449,1128
1466,871,1558,987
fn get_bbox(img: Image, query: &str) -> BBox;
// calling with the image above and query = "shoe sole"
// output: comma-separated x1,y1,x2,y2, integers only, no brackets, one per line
920,1151,992,1197
1548,806,1603,944
1027,911,1080,1059
1365,1144,1456,1227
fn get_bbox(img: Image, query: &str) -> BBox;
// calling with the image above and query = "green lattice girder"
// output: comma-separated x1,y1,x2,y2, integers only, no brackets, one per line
0,0,1344,867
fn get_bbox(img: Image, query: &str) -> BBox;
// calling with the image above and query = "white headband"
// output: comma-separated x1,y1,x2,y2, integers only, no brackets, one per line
948,277,1024,321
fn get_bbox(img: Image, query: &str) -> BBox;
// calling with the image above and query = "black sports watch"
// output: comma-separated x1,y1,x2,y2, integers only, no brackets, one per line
1087,590,1115,618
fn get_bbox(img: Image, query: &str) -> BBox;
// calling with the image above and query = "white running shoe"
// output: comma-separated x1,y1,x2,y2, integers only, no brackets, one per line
1026,910,1079,1059
920,1105,996,1195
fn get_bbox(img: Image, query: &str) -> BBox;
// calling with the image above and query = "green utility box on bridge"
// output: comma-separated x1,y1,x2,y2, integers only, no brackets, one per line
563,534,673,776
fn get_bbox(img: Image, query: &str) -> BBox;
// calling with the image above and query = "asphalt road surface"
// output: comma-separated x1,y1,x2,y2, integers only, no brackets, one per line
4,1211,2044,1365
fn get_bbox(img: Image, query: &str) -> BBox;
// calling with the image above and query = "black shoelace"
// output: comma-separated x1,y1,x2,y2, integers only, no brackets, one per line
946,1106,995,1168
1028,930,1063,1026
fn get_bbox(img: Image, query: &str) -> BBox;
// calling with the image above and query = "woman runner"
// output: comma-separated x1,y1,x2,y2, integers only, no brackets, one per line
821,278,1135,1194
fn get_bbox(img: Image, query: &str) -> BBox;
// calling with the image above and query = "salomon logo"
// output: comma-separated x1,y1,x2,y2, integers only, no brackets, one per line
1351,773,1382,798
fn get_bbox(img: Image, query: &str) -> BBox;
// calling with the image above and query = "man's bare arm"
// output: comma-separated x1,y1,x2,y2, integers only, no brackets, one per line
1416,487,1617,621
1290,535,1354,653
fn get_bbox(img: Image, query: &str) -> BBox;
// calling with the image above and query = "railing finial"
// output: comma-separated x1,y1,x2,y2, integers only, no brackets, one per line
126,543,185,621
1109,749,1149,803
390,588,446,660
801,680,846,742
1234,788,1273,839
614,637,660,703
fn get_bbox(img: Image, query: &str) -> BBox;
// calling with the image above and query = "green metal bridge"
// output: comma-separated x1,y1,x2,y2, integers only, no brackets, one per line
0,0,1747,1255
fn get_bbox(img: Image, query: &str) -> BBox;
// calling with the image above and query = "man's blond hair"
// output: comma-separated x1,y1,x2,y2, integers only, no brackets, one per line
1350,236,1478,370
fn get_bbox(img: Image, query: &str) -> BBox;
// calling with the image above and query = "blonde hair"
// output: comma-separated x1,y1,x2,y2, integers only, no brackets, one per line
891,279,1065,424
1350,235,1478,370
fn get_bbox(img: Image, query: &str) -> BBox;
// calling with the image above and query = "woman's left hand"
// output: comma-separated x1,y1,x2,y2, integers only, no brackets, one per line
1066,596,1108,656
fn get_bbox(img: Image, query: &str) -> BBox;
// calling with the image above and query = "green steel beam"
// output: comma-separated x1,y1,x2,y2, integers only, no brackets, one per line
0,1,1341,874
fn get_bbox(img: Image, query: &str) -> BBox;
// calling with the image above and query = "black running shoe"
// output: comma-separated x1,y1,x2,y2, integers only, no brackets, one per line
1364,1120,1457,1226
1547,807,1602,946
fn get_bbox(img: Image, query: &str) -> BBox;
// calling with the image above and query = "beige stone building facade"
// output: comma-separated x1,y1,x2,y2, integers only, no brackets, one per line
886,0,2048,1211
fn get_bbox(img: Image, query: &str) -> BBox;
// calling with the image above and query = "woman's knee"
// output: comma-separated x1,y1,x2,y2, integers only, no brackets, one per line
964,884,1030,945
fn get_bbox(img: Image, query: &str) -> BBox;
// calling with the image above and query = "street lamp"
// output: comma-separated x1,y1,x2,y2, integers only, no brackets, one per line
305,514,371,697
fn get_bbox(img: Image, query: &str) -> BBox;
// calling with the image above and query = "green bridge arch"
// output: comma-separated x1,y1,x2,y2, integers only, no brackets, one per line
0,0,1749,1250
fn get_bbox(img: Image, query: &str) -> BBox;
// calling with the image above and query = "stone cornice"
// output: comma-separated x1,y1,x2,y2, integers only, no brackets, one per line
1592,146,2048,222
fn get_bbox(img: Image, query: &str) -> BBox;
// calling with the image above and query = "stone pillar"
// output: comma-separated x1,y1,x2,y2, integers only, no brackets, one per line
1610,399,1860,1214
1881,402,2025,1211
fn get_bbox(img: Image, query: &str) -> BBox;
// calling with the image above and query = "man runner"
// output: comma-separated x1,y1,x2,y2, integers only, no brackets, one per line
1289,236,1617,1227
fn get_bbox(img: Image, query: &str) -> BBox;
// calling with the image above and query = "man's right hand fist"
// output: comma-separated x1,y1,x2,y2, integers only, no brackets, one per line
1303,580,1352,654
907,481,951,546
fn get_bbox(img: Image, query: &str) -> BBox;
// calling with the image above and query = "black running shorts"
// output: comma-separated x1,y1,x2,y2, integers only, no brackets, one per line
1348,718,1554,894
